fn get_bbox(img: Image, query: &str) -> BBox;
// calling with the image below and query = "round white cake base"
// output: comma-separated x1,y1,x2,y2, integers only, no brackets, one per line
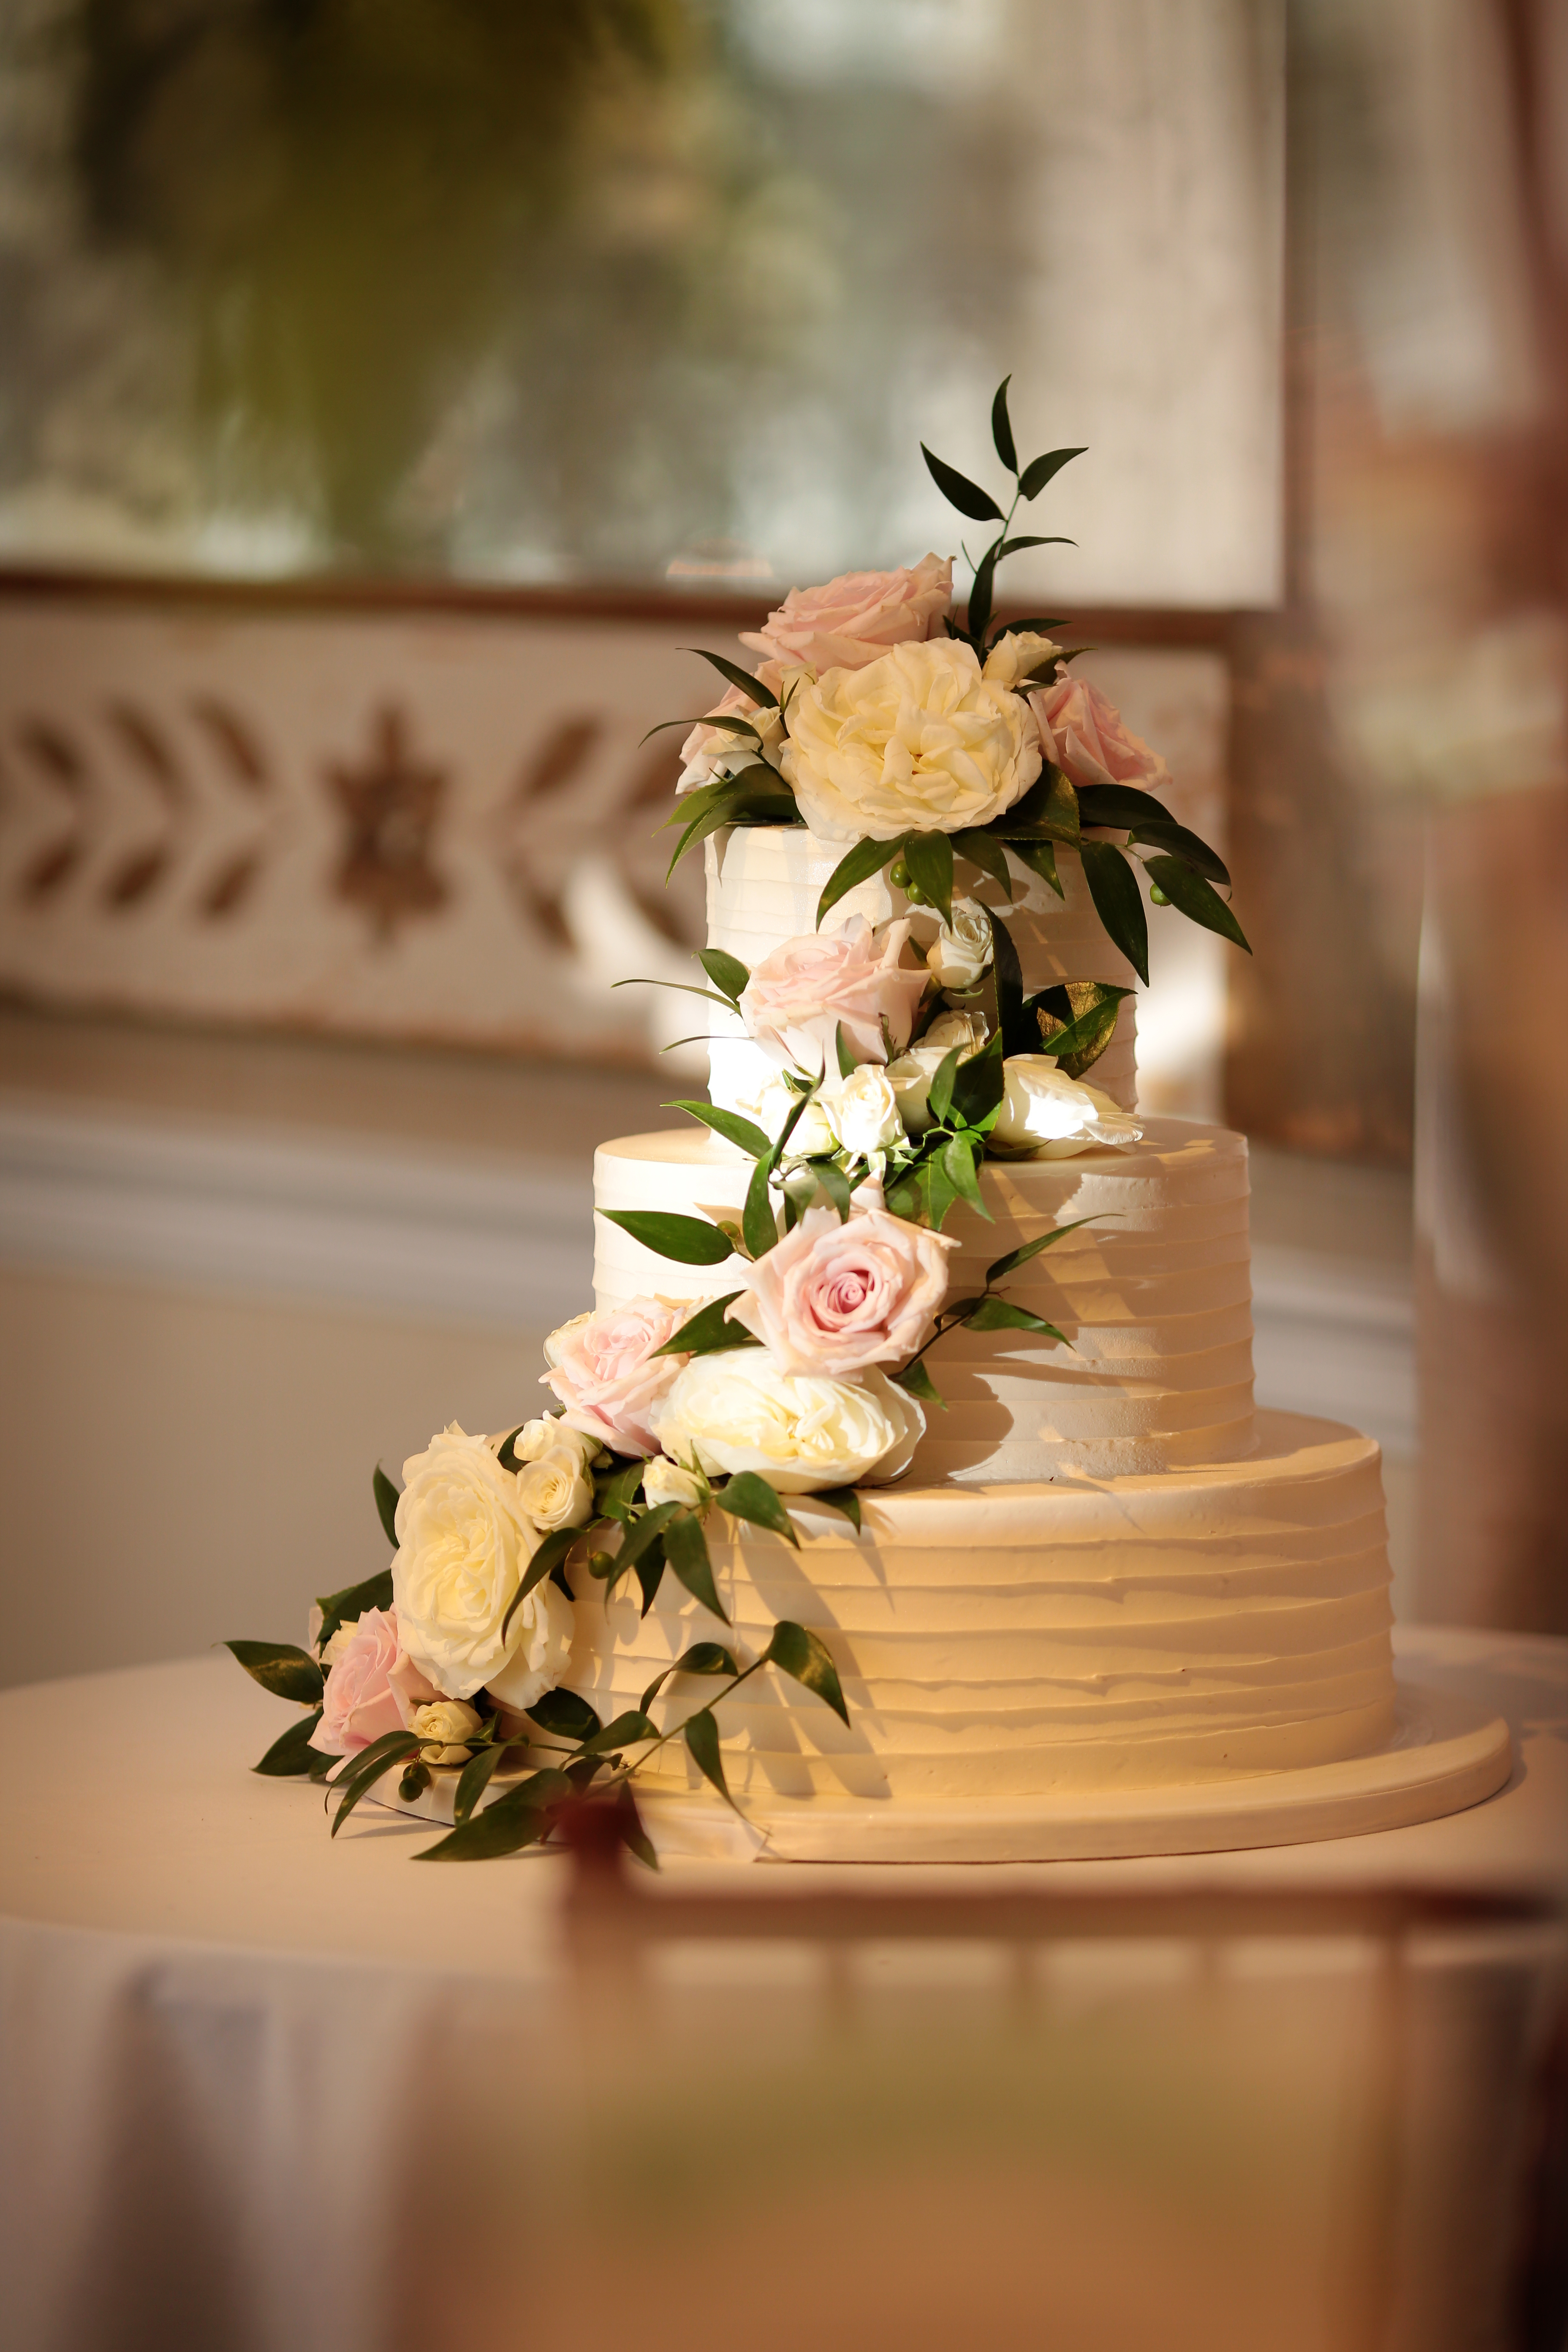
376,1675,1511,1867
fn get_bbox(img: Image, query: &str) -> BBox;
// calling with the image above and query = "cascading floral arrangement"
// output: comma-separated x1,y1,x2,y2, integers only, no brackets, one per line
229,380,1248,1863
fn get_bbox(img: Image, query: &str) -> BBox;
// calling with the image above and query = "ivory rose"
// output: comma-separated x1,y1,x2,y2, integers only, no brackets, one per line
740,555,952,673
652,1351,924,1494
410,1699,484,1765
815,1064,904,1157
884,1010,990,1134
641,1454,706,1509
982,630,1063,692
392,1423,574,1704
310,1606,440,1758
782,638,1041,841
505,1417,601,1468
676,679,788,794
989,1058,1145,1159
514,1444,595,1532
728,1203,956,1377
541,1298,693,1456
738,916,928,1071
1028,674,1169,795
925,896,993,991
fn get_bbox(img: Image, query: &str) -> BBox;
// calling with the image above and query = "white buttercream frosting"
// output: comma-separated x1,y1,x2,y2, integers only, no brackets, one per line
559,1410,1396,1798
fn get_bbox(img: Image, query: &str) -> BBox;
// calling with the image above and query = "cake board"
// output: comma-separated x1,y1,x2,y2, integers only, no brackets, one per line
373,1670,1511,1865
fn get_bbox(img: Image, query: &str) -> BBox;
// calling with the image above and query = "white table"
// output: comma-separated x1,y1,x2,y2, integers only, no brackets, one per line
3,1630,1564,2352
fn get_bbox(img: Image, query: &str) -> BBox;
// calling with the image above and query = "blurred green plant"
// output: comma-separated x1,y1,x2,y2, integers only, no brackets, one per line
68,0,688,562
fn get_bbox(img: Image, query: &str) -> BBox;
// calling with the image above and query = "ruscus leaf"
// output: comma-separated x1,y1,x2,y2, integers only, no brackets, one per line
1141,856,1251,954
920,443,1004,523
835,1020,856,1079
663,1509,730,1625
811,1486,863,1532
682,647,779,707
985,1213,1103,1284
718,1471,800,1547
892,1357,946,1409
902,830,954,924
766,1620,851,1725
500,1524,583,1638
816,835,905,930
252,1708,325,1778
1079,840,1150,984
597,1208,736,1266
962,1296,1068,1340
742,1153,778,1260
225,1640,324,1705
525,1686,603,1741
315,1568,394,1652
1018,446,1087,500
948,828,1014,898
373,1464,400,1548
652,1291,758,1359
991,375,1018,472
329,1730,421,1836
453,1743,505,1825
682,1707,736,1808
698,947,751,1003
663,1101,772,1159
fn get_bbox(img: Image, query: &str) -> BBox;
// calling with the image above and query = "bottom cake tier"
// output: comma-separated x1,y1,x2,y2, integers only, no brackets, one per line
561,1409,1396,1803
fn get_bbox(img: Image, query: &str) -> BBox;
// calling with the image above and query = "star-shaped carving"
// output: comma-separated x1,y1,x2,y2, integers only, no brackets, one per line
326,706,448,941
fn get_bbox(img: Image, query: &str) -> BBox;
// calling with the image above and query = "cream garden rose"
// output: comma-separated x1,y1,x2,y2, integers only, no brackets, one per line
392,1423,574,1705
729,1202,956,1378
782,638,1041,841
652,1351,924,1494
738,916,928,1072
740,555,952,673
924,896,993,991
1028,674,1169,795
990,1058,1144,1159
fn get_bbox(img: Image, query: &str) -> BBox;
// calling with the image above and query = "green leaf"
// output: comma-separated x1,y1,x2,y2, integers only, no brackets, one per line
718,1471,800,1547
734,1155,773,1260
495,1425,524,1472
599,1504,682,1594
925,1044,963,1129
597,1208,736,1266
682,647,778,707
1141,856,1251,954
252,1708,325,1778
611,976,738,1011
524,1686,602,1745
614,1786,661,1873
453,1743,506,1826
225,1640,325,1706
835,1020,856,1079
652,1291,759,1359
991,374,1018,472
373,1464,400,1548
581,1709,656,1755
816,833,905,930
663,1100,772,1160
942,1133,992,1221
1018,446,1087,500
987,906,1034,1057
892,1357,946,1409
812,1485,862,1532
920,443,1004,522
595,1455,646,1521
766,1620,851,1726
882,1156,931,1225
926,1148,959,1233
985,1213,1103,1283
329,1730,421,1836
666,777,796,881
1124,820,1229,887
663,1509,730,1624
314,1568,394,1653
1011,838,1063,899
676,1641,741,1676
997,767,1081,846
948,827,1014,898
1033,981,1132,1078
966,532,1004,648
636,1542,667,1616
412,1769,573,1862
994,536,1074,560
809,1157,853,1223
682,1707,737,1808
1074,783,1176,834
950,1028,1006,1128
903,830,954,924
500,1523,583,1638
698,947,751,1003
962,1295,1068,1341
1079,840,1150,984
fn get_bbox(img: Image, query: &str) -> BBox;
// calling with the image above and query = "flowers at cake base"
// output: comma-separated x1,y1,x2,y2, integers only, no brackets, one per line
737,915,928,1071
410,1699,484,1765
989,1058,1144,1158
781,637,1042,842
728,1202,957,1378
652,1349,924,1494
311,1605,440,1757
392,1422,575,1705
541,1297,693,1456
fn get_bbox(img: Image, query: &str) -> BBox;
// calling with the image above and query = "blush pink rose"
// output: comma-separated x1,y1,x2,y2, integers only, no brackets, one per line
1027,675,1170,795
541,1297,692,1456
740,555,953,674
738,916,929,1074
310,1606,441,1758
728,1203,957,1377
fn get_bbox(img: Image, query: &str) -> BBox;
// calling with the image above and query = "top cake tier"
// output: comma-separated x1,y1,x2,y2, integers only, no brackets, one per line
703,824,1141,1117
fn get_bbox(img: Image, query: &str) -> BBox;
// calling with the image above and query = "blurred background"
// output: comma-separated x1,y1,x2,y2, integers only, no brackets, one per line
0,0,1563,1680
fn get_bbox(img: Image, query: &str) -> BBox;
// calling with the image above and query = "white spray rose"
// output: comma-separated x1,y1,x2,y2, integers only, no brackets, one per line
511,1417,600,1468
982,630,1063,692
410,1699,484,1765
990,1057,1145,1159
884,1012,990,1134
925,897,994,991
817,1064,904,1156
393,1422,575,1705
641,1454,707,1509
514,1445,595,1532
652,1349,924,1495
676,684,788,794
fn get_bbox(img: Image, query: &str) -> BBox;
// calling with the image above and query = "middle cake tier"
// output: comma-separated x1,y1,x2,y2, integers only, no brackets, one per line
594,1119,1258,1480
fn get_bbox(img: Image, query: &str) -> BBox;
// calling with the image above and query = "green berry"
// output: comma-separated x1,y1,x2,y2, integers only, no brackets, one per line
1149,881,1169,906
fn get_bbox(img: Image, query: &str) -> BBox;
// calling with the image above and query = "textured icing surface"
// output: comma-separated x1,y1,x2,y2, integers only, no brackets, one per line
704,824,1140,1112
593,1118,1257,1478
560,1410,1397,1797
